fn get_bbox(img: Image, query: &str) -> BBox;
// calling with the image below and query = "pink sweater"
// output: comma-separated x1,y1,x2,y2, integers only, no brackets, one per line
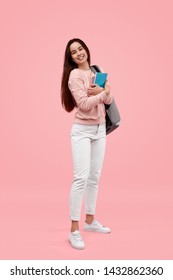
68,68,112,125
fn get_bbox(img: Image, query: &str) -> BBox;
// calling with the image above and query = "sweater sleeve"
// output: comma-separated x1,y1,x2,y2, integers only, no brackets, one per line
104,95,113,105
68,70,108,112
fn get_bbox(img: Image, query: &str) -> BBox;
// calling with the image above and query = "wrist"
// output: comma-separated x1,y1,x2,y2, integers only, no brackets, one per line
99,87,104,93
105,89,110,95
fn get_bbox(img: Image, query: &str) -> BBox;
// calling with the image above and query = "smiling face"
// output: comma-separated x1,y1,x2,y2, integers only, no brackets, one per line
69,41,89,69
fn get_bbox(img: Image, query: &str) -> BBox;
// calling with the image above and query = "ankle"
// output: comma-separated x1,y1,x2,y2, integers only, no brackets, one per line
71,221,79,232
85,214,94,225
71,228,79,232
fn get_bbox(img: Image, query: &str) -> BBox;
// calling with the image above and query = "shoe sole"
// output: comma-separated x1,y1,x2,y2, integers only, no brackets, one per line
84,228,111,234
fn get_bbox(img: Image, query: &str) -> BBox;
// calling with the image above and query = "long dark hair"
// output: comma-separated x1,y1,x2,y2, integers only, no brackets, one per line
61,38,91,112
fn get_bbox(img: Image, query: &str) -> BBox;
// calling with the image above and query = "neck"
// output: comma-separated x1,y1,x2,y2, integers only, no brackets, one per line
78,61,90,70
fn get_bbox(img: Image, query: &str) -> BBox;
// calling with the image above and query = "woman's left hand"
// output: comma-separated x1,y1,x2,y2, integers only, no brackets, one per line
87,84,103,96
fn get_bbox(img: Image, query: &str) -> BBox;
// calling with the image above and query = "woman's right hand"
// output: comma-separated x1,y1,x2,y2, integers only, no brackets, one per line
87,84,104,96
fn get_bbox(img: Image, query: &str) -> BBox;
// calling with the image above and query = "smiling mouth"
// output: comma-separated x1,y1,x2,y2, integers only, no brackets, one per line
77,55,84,60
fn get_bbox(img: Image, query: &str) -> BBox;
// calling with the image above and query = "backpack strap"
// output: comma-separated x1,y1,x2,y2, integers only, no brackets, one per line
90,65,101,73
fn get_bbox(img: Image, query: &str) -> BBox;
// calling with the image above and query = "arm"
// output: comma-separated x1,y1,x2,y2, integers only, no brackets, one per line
103,81,113,105
99,67,113,104
88,66,112,104
88,80,112,105
68,73,109,112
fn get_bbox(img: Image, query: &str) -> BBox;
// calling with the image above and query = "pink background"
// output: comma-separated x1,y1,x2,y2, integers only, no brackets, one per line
0,0,173,259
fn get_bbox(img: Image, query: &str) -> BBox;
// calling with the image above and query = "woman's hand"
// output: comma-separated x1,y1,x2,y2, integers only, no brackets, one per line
88,80,111,96
104,80,111,95
87,84,103,96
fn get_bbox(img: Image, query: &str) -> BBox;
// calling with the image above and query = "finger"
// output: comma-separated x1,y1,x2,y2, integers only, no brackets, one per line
88,87,95,91
105,80,110,86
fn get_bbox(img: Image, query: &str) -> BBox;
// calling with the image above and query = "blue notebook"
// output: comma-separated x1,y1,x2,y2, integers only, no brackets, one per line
94,72,108,87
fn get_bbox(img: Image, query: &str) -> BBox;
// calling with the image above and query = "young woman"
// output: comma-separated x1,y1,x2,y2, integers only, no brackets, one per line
61,38,112,250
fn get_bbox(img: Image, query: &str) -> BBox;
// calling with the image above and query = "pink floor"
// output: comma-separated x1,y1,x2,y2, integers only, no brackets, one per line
1,183,172,260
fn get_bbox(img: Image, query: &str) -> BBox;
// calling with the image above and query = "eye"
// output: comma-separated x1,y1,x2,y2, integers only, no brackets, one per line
79,46,83,51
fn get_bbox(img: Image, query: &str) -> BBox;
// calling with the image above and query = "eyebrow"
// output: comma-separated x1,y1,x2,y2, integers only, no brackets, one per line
70,45,83,53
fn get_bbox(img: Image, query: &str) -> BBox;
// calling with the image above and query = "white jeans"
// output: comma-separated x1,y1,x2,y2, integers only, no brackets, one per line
70,123,106,221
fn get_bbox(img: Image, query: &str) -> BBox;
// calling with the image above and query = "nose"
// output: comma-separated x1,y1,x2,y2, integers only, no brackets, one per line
77,50,82,56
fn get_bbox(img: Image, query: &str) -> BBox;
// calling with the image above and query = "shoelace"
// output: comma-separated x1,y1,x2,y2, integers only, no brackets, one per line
93,221,105,228
73,233,83,242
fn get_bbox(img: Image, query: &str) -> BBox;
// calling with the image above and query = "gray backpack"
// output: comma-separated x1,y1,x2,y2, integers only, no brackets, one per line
90,65,121,135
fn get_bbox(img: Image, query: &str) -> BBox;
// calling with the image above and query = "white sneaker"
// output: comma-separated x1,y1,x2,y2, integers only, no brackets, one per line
84,220,111,233
69,230,85,250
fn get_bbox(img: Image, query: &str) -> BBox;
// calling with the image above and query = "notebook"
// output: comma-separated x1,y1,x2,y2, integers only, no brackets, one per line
94,72,108,87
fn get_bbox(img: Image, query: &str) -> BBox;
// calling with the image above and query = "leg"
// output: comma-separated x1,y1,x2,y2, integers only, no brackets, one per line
84,124,111,233
84,125,106,222
70,124,91,230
